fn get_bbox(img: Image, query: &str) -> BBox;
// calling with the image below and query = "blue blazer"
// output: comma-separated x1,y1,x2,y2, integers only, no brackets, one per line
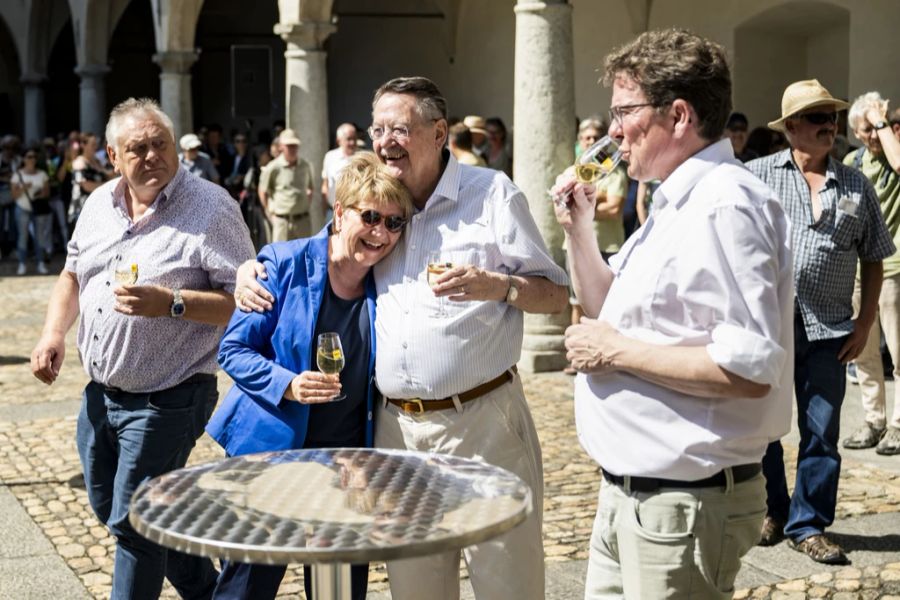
206,226,377,456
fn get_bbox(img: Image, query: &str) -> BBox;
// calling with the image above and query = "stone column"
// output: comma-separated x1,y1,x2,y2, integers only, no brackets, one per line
21,73,47,145
153,50,199,140
75,63,111,136
513,0,575,373
275,21,335,234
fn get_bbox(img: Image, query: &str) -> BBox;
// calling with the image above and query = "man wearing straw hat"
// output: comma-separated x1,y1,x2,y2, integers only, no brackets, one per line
748,79,895,564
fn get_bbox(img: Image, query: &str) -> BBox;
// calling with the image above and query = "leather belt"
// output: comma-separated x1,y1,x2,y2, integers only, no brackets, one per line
601,463,761,493
273,213,307,221
100,372,216,396
386,367,517,414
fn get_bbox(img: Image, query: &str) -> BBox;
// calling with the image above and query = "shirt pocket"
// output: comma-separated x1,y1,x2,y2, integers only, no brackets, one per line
831,209,860,251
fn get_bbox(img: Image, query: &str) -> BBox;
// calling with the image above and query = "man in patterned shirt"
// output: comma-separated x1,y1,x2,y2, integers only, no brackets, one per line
748,80,895,565
30,98,254,599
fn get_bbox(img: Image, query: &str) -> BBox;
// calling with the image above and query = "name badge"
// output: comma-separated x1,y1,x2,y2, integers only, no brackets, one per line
837,195,859,217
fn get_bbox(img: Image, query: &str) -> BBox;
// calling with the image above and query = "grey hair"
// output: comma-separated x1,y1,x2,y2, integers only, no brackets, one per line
336,123,357,139
372,77,448,122
105,98,175,152
848,91,886,131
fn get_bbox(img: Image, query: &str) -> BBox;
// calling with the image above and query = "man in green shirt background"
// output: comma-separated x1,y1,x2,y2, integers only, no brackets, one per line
258,128,314,242
844,94,900,455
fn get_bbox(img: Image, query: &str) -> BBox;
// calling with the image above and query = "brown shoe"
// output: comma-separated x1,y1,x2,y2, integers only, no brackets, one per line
789,534,849,565
758,515,785,546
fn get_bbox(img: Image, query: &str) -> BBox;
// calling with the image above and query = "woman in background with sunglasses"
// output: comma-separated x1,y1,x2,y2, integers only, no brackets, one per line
206,152,413,600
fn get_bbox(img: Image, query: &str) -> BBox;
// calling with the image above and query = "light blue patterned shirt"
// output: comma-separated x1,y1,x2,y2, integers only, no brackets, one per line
373,154,568,399
748,149,895,341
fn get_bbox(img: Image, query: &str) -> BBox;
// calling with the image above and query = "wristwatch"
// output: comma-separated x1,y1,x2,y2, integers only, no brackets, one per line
505,275,519,304
874,120,889,130
170,288,185,318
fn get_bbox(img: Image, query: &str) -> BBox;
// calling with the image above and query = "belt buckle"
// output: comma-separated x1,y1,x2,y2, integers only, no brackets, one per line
400,398,425,414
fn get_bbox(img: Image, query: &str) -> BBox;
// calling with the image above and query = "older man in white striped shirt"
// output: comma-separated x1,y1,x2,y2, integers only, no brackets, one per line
236,76,568,599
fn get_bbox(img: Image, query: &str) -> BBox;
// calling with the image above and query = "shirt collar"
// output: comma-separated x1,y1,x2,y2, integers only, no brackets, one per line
426,148,460,207
653,138,735,211
776,148,840,184
111,166,185,220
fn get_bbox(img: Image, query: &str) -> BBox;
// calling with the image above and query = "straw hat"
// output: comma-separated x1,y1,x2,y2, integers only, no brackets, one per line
768,79,849,132
463,115,488,136
279,128,301,146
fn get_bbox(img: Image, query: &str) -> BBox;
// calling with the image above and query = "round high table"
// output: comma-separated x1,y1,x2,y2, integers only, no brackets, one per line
129,448,532,600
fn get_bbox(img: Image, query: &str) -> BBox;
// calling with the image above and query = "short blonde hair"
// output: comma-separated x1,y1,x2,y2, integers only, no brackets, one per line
335,152,413,220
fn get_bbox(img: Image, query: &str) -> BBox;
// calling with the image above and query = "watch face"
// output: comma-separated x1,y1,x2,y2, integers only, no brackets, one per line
172,303,186,317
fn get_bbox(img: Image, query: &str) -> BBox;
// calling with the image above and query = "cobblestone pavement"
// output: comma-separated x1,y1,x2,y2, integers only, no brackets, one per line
2,265,900,599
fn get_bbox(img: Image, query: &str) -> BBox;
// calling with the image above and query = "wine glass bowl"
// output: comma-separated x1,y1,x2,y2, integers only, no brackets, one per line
550,135,623,207
316,332,346,402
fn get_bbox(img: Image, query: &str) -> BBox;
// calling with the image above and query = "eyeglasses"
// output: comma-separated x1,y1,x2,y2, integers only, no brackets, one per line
608,103,657,125
368,124,412,143
347,207,407,233
368,119,439,143
794,112,838,125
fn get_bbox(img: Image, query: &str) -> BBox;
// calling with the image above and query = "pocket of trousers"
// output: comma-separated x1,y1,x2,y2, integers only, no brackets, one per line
714,509,766,592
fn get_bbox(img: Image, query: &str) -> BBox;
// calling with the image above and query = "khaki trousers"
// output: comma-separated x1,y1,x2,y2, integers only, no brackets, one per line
270,213,310,242
852,275,900,430
375,373,545,600
584,473,766,600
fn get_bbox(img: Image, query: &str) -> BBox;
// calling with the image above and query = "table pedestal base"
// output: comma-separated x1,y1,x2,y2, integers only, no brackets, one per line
312,563,352,600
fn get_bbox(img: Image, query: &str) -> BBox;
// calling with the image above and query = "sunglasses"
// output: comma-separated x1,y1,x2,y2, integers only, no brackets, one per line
24,154,37,159
347,207,407,233
795,112,838,125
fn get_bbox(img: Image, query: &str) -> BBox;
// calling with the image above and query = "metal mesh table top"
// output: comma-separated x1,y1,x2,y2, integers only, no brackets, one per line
129,448,531,565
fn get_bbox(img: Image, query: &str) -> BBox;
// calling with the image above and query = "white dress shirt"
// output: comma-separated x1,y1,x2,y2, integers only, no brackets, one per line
575,139,795,480
374,154,568,399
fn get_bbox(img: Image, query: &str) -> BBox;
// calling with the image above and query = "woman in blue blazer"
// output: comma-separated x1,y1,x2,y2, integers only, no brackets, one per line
207,153,413,600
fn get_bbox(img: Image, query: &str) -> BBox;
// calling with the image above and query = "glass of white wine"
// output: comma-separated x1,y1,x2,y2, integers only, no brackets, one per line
426,251,453,318
316,332,346,402
111,255,139,286
550,135,622,207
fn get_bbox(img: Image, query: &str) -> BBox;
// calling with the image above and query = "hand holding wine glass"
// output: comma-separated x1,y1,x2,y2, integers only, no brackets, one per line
316,332,346,401
549,135,622,207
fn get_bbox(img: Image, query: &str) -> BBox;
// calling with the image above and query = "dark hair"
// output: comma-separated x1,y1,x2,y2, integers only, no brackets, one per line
449,123,473,151
485,117,507,142
603,28,732,140
726,112,749,130
745,127,774,157
372,77,448,121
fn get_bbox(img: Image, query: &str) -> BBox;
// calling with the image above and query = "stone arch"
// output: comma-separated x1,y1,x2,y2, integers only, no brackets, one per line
733,0,850,130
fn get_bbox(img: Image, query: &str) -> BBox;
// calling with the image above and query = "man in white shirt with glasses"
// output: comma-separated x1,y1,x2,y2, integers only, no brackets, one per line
234,76,568,600
553,29,793,598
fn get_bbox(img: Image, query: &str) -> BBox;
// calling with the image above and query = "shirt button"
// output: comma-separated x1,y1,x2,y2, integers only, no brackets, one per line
98,308,102,314
93,334,99,341
106,281,110,287
404,308,409,314
402,342,408,349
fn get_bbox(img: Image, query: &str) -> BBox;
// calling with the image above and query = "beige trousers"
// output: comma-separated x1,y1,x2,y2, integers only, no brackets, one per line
375,373,545,600
852,275,900,430
584,474,766,600
270,213,310,242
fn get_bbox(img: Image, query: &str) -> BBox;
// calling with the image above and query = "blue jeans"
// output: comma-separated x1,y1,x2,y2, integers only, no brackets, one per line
15,204,52,263
76,377,220,600
762,320,847,542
